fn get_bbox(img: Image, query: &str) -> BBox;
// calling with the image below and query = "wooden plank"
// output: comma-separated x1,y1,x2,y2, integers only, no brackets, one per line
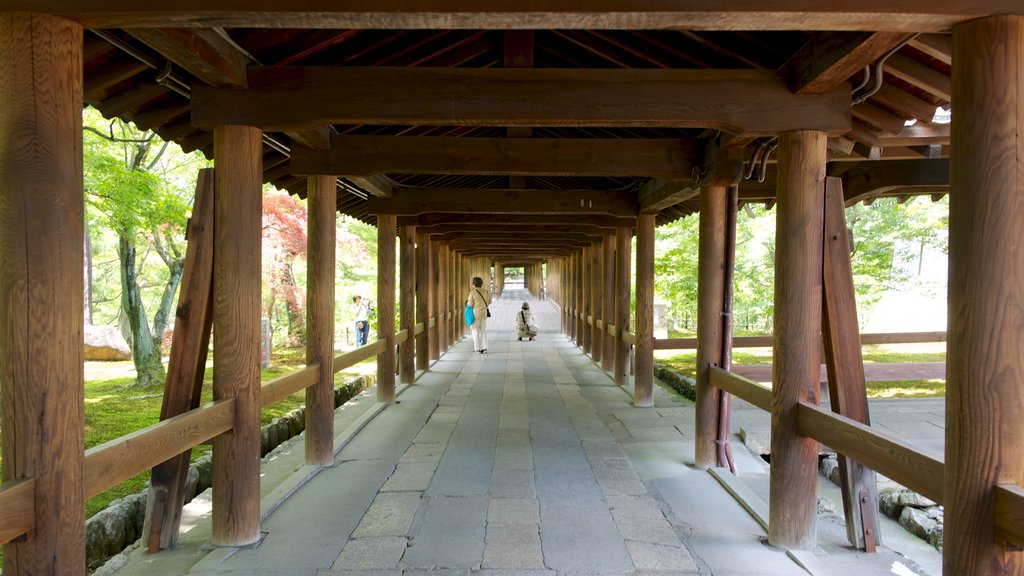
0,14,85,573
365,188,638,217
591,241,604,365
946,16,1024,574
614,227,632,386
399,224,417,384
635,214,655,407
821,177,880,550
348,174,394,198
883,53,951,101
85,400,236,499
784,32,913,95
416,231,431,370
26,2,1024,32
377,214,397,403
145,168,215,552
871,83,939,122
601,234,616,371
193,68,851,136
638,179,700,214
908,33,952,65
433,243,445,359
333,339,388,372
0,479,34,544
841,158,948,204
211,124,263,547
305,174,336,467
293,136,700,180
851,101,909,134
874,124,950,147
695,185,727,469
796,402,944,503
127,28,248,88
995,484,1024,548
582,245,593,355
710,367,771,412
770,130,826,549
261,365,321,407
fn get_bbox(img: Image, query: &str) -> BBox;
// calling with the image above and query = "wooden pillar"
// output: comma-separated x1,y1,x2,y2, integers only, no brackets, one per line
602,233,616,371
417,231,431,370
399,224,416,384
377,214,397,403
575,250,585,346
0,13,84,573
212,124,263,546
614,227,632,386
437,244,448,354
591,241,603,364
634,214,656,407
695,185,727,469
305,175,336,467
495,261,504,299
582,245,593,354
768,130,826,549
561,258,568,334
946,15,1024,575
449,248,458,344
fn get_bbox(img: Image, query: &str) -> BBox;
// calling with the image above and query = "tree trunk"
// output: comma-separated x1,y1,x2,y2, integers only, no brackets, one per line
152,258,184,354
118,233,165,387
84,224,94,325
283,256,305,347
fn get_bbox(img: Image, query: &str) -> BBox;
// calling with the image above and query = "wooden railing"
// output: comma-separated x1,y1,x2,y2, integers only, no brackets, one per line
0,319,435,545
653,331,947,350
708,366,1024,547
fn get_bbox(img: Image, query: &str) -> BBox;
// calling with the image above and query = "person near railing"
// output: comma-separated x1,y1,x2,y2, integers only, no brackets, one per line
352,295,371,347
467,276,491,353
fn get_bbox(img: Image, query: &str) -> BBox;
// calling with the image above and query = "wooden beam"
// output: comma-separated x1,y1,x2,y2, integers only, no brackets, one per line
784,32,913,95
769,129,826,550
377,214,397,403
211,124,263,547
614,227,632,386
0,479,35,544
366,188,638,217
23,2,1024,32
0,14,84,572
126,28,248,88
851,101,909,134
193,68,851,136
348,174,394,199
292,135,700,180
883,53,951,101
403,213,636,228
399,224,416,384
875,123,949,147
871,83,939,122
639,179,699,214
695,185,726,469
305,174,336,467
908,33,952,65
946,15,1024,574
416,231,431,370
601,235,616,371
839,158,948,204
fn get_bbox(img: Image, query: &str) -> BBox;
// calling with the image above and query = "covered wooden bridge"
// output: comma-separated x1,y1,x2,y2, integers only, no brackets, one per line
1,3,1023,575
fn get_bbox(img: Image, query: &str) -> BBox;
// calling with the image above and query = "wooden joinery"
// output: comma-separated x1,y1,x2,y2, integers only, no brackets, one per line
768,130,827,549
614,227,632,386
602,234,616,372
212,124,263,547
416,230,431,371
0,13,85,573
377,214,397,403
634,214,656,408
305,174,336,467
399,224,416,384
695,185,727,469
946,15,1024,574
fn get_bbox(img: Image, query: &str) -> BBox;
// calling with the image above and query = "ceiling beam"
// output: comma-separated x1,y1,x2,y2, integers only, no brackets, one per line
347,174,394,198
783,32,913,95
399,213,636,228
832,158,949,204
192,67,851,136
291,136,700,180
638,179,699,214
424,223,617,235
365,188,638,217
26,2,1022,32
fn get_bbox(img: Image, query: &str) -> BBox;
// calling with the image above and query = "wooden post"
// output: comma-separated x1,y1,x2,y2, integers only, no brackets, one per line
946,15,1024,574
306,175,336,467
561,258,569,334
212,124,263,547
437,244,448,354
602,234,616,371
582,245,593,355
495,261,504,299
575,250,585,346
568,253,576,340
416,230,431,370
377,214,397,403
635,214,656,407
696,185,727,469
769,129,826,550
0,13,84,573
592,241,604,365
614,227,632,386
399,224,416,384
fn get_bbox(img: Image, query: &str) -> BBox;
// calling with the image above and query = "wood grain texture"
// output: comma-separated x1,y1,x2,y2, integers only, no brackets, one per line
769,130,826,550
601,236,616,371
86,400,234,498
797,403,943,503
416,231,431,370
582,245,592,355
634,214,656,407
193,68,850,135
333,339,387,372
377,214,397,403
785,32,913,95
305,175,336,467
262,366,321,407
996,484,1024,548
126,28,248,88
211,124,263,547
435,244,446,357
946,15,1024,575
0,479,34,545
399,224,417,384
364,188,638,217
709,367,771,411
591,241,603,365
614,227,632,386
695,185,727,468
0,14,85,573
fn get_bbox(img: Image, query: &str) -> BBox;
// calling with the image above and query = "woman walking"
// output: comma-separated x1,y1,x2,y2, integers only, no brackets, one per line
466,276,491,353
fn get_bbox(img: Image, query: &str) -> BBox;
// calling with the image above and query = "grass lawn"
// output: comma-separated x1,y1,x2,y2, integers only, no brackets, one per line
1,347,377,520
655,342,946,399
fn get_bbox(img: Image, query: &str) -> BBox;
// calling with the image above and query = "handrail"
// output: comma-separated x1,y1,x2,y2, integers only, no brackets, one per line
796,402,944,503
428,317,436,328
654,331,947,350
414,322,425,335
261,364,320,407
709,366,771,411
84,399,235,499
995,484,1024,547
0,478,34,544
333,339,387,372
395,328,409,345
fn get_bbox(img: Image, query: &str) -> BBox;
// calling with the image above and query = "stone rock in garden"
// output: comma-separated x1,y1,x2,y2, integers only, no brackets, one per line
184,464,200,501
86,500,129,568
879,491,904,519
84,324,132,361
819,455,841,485
739,427,771,457
817,496,837,516
899,506,943,550
194,455,213,492
893,489,937,508
260,426,271,456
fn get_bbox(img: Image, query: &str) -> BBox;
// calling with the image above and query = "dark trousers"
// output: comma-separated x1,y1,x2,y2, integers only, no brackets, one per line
355,321,370,347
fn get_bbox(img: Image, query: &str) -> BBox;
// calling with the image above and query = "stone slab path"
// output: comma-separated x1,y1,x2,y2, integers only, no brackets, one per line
103,292,942,576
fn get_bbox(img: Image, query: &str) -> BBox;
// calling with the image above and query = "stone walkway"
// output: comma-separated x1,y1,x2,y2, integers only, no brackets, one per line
103,292,942,576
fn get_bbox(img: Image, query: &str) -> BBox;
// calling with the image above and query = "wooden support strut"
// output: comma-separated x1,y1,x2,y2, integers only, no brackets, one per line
695,184,727,469
416,230,431,370
614,227,632,386
634,214,656,407
305,174,336,467
378,214,397,403
399,224,416,384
